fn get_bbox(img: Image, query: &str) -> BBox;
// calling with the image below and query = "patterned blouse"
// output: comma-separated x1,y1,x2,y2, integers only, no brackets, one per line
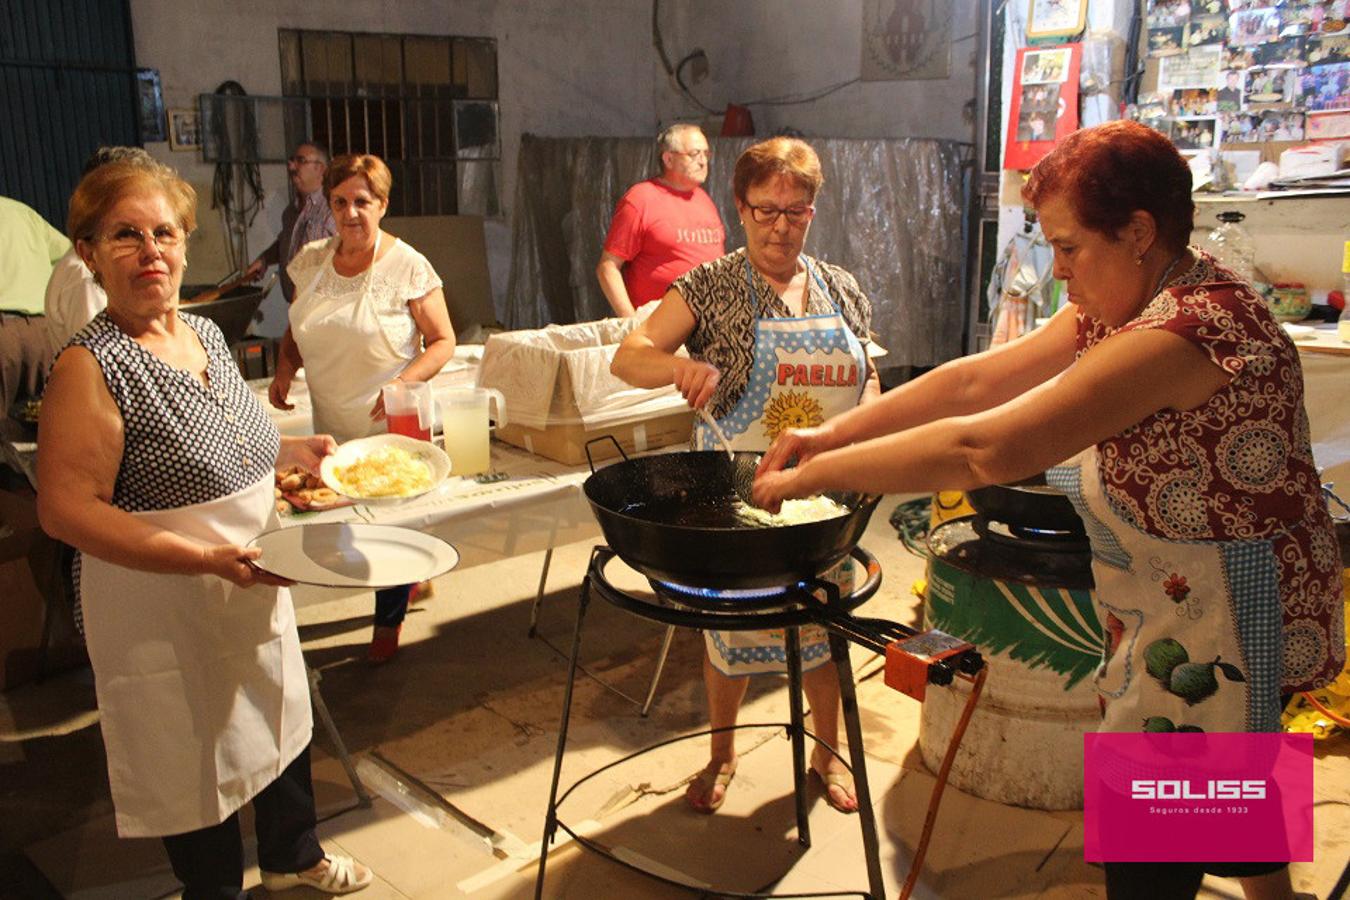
673,248,872,420
68,311,281,630
1077,249,1344,691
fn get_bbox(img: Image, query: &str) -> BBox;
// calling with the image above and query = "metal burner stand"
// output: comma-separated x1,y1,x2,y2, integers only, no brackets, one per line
534,545,890,900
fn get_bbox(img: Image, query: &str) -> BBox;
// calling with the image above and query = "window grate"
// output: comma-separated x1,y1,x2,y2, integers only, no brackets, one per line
278,28,500,216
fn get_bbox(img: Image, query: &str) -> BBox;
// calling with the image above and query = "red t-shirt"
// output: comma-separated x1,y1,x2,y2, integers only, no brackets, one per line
602,179,725,307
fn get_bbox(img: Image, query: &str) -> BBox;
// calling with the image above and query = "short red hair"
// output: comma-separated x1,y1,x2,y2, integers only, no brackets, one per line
1022,120,1194,254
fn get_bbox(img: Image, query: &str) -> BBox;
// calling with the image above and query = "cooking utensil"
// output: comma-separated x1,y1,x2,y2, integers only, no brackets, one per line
696,406,764,506
582,438,880,589
965,473,1084,535
183,269,250,305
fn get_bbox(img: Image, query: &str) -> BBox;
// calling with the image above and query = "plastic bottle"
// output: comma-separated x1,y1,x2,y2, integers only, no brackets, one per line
1204,211,1257,285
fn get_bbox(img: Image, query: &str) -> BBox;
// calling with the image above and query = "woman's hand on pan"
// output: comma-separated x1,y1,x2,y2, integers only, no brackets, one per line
201,544,294,588
751,464,812,514
757,425,835,479
673,358,720,410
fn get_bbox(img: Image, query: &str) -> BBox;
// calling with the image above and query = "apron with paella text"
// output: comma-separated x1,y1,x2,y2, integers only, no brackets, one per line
695,258,867,676
1048,447,1284,733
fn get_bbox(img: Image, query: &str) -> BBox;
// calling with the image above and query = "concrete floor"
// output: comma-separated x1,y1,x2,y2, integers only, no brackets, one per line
2,500,1347,899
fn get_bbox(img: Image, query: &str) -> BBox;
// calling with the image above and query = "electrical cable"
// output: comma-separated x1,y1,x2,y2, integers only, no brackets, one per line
207,80,265,273
899,665,988,900
1300,690,1350,728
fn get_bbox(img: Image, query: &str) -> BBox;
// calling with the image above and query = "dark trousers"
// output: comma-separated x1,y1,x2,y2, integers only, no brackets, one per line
374,583,415,627
1104,861,1287,899
161,744,324,900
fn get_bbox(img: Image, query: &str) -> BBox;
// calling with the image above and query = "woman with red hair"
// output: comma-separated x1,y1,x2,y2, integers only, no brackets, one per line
754,120,1342,900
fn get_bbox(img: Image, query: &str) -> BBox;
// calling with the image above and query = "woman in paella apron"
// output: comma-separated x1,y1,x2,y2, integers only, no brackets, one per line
612,137,881,815
39,160,372,895
752,122,1342,900
269,153,457,663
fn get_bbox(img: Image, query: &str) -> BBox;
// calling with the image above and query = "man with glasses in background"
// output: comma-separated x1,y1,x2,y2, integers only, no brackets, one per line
245,142,336,303
596,123,725,317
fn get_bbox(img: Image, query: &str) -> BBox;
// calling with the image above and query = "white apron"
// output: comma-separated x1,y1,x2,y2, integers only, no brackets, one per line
696,258,868,676
80,474,313,838
290,233,405,442
1048,447,1284,734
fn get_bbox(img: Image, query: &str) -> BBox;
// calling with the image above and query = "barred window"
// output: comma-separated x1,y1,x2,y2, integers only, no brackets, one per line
278,29,501,217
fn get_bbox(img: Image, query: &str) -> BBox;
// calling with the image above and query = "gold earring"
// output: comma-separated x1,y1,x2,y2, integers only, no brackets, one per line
1135,255,1143,266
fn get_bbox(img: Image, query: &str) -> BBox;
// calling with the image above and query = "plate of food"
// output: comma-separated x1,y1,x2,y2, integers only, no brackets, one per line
274,465,352,514
248,522,459,587
320,434,451,504
1281,323,1316,341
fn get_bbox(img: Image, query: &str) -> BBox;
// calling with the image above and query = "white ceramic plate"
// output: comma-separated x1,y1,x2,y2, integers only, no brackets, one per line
1281,323,1316,341
249,523,459,588
320,434,451,504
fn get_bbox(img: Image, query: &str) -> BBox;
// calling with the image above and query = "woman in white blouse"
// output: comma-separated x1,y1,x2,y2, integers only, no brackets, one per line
269,153,456,662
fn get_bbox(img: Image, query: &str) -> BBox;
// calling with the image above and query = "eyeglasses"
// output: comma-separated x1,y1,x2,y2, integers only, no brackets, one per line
289,155,323,166
97,224,185,256
745,204,815,226
672,149,710,161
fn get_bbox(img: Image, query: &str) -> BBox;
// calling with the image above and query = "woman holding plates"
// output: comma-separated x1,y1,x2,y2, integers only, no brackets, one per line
39,159,371,897
268,153,456,663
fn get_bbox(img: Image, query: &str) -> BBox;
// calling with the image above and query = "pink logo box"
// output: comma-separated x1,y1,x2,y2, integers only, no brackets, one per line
1084,733,1313,862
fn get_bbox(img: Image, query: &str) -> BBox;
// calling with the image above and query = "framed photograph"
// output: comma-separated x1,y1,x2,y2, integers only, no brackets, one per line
1307,34,1350,66
1021,47,1074,84
1256,110,1305,140
1220,111,1263,142
136,68,165,143
1172,87,1219,115
1251,36,1305,67
1228,8,1281,47
1217,69,1244,110
1301,61,1350,110
168,109,201,151
1244,65,1296,106
1169,116,1219,150
1186,15,1228,47
1149,26,1187,56
1027,0,1088,39
1147,0,1191,29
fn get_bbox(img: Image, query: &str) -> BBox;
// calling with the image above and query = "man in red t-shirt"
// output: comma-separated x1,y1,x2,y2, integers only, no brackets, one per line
597,124,726,316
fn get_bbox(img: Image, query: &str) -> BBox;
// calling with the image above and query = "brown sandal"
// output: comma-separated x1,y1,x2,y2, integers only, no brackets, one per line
810,766,859,814
685,760,737,814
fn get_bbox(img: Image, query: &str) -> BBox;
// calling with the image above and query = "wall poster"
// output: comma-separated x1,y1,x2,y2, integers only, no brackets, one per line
1005,44,1082,170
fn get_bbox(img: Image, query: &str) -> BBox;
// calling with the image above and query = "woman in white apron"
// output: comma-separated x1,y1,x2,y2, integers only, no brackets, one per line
38,161,372,895
612,138,881,815
268,154,456,663
753,122,1341,900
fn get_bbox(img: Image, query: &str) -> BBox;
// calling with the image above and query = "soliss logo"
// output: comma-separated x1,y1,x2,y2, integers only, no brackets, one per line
1130,780,1268,800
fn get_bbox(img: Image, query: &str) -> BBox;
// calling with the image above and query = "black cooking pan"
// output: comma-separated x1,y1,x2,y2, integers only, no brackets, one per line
965,472,1084,534
583,441,880,590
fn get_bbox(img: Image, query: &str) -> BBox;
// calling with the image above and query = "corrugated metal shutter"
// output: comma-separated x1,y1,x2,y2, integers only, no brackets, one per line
0,0,139,229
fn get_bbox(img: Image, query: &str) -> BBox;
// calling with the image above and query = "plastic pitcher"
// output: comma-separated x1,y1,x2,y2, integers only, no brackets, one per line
440,387,506,476
382,381,434,441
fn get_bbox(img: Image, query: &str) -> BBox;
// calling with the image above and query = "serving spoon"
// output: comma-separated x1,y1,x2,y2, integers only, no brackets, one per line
697,408,764,507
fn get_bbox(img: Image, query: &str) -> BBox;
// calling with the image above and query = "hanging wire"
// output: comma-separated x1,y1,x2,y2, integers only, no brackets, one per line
207,80,265,273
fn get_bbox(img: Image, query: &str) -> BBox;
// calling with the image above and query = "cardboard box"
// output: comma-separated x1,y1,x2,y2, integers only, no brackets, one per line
478,319,692,466
495,408,693,466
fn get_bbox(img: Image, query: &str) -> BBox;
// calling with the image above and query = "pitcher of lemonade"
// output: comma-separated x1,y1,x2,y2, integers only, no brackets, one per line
440,388,506,476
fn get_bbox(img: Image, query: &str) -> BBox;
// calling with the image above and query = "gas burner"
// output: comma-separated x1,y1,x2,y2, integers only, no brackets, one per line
975,517,1090,554
650,578,803,613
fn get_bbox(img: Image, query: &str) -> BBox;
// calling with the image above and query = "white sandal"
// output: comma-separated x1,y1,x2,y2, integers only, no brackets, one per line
260,854,373,894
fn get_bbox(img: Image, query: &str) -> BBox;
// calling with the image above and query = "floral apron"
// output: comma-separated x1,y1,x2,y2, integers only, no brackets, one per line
1048,447,1285,733
695,258,867,676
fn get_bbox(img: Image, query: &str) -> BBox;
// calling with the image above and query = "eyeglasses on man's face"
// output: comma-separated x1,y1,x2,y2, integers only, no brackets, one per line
672,148,710,161
98,224,185,256
745,204,815,226
289,155,323,166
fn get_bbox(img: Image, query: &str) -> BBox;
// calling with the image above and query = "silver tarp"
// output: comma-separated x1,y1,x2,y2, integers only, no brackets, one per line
505,135,969,369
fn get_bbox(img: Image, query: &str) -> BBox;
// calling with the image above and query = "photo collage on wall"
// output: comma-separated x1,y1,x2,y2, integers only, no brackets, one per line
1138,0,1350,148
